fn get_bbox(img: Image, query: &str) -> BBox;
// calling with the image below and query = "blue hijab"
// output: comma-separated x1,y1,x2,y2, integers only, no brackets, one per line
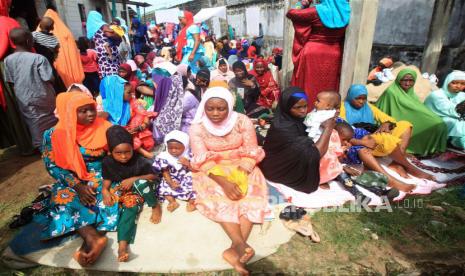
316,0,351,29
132,17,147,37
87,11,106,39
100,75,131,126
344,84,375,125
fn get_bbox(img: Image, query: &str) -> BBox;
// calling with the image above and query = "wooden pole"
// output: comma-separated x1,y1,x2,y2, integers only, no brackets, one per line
122,0,128,23
339,0,379,99
281,0,298,90
421,0,455,74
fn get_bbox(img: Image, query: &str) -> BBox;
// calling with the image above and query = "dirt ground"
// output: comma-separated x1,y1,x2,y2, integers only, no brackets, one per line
1,147,465,275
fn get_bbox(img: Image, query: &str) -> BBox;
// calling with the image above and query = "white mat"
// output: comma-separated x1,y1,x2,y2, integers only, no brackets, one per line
3,202,293,273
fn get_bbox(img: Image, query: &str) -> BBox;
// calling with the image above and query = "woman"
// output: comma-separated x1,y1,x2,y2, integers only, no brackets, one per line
425,70,465,149
210,58,235,82
376,68,448,156
249,57,280,109
100,74,131,126
189,87,268,275
228,61,262,117
178,64,199,133
193,68,211,101
260,87,335,193
131,17,148,54
341,84,435,190
87,11,121,77
287,0,350,109
176,11,204,74
41,92,118,266
203,35,217,67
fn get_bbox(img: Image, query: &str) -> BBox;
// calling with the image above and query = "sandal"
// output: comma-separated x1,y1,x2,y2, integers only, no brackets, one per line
279,205,306,220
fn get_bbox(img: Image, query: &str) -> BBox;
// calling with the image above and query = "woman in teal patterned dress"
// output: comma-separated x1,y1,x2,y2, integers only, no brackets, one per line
41,91,118,266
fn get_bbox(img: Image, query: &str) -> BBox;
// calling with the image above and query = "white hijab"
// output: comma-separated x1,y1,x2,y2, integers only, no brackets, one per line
192,87,238,137
156,130,190,170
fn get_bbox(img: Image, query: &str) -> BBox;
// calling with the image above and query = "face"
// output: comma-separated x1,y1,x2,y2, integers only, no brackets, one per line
118,68,128,78
76,104,97,125
167,141,185,157
218,63,228,73
179,16,186,26
233,67,245,79
337,128,354,145
205,98,229,124
254,62,266,76
350,95,367,109
448,80,465,93
123,85,132,101
314,95,333,111
399,74,415,91
195,76,209,88
289,98,308,118
111,143,133,164
135,56,145,66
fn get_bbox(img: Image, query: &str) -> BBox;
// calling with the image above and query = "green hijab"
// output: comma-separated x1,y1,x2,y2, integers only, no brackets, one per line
376,68,447,156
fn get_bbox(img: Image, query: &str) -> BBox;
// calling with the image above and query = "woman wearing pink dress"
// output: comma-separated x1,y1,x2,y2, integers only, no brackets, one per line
189,87,268,275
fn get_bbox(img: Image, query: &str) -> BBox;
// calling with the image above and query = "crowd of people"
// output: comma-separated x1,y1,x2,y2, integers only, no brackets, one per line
0,0,465,275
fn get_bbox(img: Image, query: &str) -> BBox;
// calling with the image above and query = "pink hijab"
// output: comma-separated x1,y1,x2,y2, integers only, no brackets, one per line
192,87,238,137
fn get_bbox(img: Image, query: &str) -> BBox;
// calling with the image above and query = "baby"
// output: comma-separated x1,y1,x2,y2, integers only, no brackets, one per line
295,0,311,9
153,130,196,216
32,17,60,63
304,91,340,141
127,95,157,159
102,125,161,262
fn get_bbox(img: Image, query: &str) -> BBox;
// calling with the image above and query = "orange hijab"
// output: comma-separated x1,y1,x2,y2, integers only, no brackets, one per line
175,11,194,61
51,92,111,181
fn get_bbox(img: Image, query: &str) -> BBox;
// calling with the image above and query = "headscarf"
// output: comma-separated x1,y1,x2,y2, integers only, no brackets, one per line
176,11,194,61
259,87,320,193
380,57,393,68
192,87,238,137
86,11,106,39
315,0,351,29
102,125,153,182
115,17,128,33
177,64,189,77
193,69,211,100
156,130,190,170
100,75,131,126
51,92,111,181
211,58,235,82
344,84,375,125
119,63,139,89
232,61,248,79
67,83,93,98
153,70,173,113
131,17,147,37
250,58,271,82
439,70,465,101
0,16,20,110
227,55,239,67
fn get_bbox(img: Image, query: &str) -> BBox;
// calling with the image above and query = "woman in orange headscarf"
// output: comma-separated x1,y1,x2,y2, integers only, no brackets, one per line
41,92,117,267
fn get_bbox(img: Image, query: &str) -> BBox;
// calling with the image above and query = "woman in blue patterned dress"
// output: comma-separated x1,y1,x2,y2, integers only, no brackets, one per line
41,92,118,266
176,11,204,74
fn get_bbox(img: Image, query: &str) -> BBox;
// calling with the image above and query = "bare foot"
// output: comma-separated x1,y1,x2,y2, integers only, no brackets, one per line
222,247,249,275
150,204,162,224
236,243,255,264
73,242,89,266
388,177,415,193
405,166,436,181
167,200,180,212
118,241,129,262
388,163,410,178
86,235,108,265
186,199,196,212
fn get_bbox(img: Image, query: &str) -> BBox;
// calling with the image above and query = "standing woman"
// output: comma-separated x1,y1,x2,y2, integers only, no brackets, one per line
189,87,268,275
376,68,448,156
287,0,350,109
87,11,121,77
176,11,204,74
424,71,465,149
131,17,148,54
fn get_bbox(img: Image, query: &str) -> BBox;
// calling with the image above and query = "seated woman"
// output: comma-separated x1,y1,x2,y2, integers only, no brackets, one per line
41,92,118,266
189,87,268,275
425,70,465,150
340,84,435,191
249,57,281,110
229,61,263,118
260,87,335,194
376,68,448,156
210,58,235,83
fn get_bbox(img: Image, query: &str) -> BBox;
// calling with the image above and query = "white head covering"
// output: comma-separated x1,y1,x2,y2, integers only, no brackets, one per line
192,87,238,137
156,130,190,170
126,60,138,71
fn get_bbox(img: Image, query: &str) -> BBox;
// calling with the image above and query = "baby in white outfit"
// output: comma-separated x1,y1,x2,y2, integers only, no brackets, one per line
304,91,340,140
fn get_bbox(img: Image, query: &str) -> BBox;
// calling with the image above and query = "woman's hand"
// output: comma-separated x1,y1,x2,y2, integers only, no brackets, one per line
216,176,243,201
121,177,136,191
188,53,195,62
321,116,336,130
242,79,255,88
75,183,96,206
376,122,392,133
102,189,114,206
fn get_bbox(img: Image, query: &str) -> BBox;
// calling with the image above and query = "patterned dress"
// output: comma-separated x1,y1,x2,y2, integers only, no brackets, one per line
93,28,121,77
41,128,119,239
153,156,195,202
190,114,268,224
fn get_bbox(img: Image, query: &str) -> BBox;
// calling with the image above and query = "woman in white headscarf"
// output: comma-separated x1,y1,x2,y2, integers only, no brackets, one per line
210,58,235,82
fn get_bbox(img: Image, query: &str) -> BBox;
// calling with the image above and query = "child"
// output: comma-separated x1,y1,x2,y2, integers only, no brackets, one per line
102,125,161,262
100,75,131,126
134,55,152,82
77,37,100,96
153,130,196,214
32,17,60,64
304,91,339,141
4,28,58,151
295,0,311,9
127,97,158,159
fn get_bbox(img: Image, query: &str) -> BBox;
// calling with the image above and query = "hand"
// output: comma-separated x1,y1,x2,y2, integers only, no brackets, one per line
121,178,135,191
178,157,190,168
241,79,255,88
376,122,392,134
127,127,138,134
102,190,114,206
168,180,180,190
75,183,96,206
188,53,195,62
321,117,336,130
217,177,243,201
361,135,376,149
343,166,361,176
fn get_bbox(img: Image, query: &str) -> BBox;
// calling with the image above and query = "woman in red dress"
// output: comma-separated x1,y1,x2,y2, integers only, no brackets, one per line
287,0,351,109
